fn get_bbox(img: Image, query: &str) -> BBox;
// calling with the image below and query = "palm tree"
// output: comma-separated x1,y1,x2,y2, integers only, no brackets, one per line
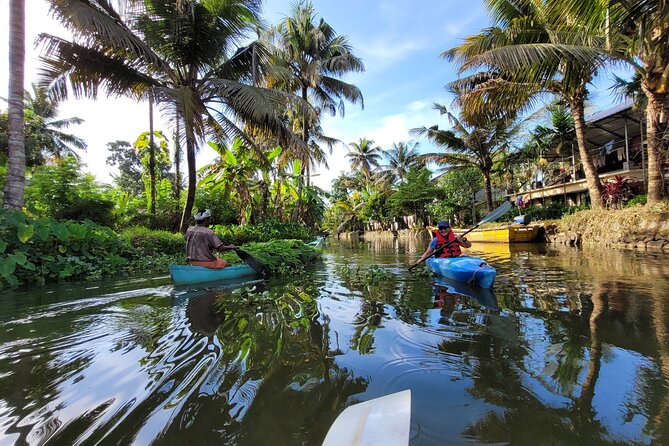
383,140,422,184
346,137,382,180
39,0,304,232
3,0,25,210
444,0,613,208
265,1,364,220
24,84,87,160
412,103,522,212
559,0,669,203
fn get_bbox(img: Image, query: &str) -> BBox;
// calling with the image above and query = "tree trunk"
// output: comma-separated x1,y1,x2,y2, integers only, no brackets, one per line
179,134,197,233
483,170,493,212
174,117,181,200
149,92,156,215
571,98,605,209
292,85,309,223
642,88,668,204
3,0,26,210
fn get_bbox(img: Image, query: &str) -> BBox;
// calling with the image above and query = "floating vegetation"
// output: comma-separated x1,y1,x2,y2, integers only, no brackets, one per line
338,264,393,286
215,284,318,330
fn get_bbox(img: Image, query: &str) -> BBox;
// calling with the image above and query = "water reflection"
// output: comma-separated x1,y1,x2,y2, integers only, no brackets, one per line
0,238,667,444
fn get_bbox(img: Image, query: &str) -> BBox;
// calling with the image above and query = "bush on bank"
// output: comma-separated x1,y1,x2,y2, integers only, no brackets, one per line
0,210,318,289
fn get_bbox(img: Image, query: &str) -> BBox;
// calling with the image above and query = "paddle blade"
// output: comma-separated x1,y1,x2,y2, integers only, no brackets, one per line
234,249,267,275
479,201,513,225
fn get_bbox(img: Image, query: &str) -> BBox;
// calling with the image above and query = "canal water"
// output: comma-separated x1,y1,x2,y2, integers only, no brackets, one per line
0,239,668,445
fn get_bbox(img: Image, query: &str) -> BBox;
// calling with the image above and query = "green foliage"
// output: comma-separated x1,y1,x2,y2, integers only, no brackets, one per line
120,226,185,257
212,220,315,246
106,140,143,195
25,157,116,226
428,167,483,224
625,194,647,207
0,109,47,166
0,209,132,288
238,240,321,275
0,205,321,288
387,168,443,222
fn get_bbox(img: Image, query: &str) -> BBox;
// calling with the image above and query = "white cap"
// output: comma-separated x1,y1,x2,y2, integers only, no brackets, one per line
194,209,212,222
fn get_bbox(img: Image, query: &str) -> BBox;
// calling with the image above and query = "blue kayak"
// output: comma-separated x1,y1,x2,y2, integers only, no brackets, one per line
425,256,497,289
169,264,259,286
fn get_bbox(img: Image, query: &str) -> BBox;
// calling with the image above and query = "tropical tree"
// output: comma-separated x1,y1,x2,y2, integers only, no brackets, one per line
412,103,522,212
105,140,143,196
23,84,87,160
444,0,613,208
198,137,276,224
39,0,304,232
387,167,443,226
265,1,364,219
560,0,669,203
3,0,25,209
383,140,422,184
346,137,382,180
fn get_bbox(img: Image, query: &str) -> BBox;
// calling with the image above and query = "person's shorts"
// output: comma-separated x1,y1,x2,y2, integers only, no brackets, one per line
189,258,230,269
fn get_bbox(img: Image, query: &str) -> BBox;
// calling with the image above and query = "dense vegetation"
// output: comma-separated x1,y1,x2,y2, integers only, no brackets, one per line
2,1,668,290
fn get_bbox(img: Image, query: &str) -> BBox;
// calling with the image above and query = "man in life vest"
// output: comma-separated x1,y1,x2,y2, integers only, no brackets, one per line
417,220,471,263
185,209,238,269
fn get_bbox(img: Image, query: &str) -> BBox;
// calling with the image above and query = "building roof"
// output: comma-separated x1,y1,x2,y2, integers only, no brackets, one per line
584,100,644,152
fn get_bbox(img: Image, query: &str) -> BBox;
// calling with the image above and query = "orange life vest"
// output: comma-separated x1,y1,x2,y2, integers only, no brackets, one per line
432,229,462,258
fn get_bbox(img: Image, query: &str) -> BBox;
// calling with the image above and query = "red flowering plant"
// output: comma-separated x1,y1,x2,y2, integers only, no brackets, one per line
602,175,632,209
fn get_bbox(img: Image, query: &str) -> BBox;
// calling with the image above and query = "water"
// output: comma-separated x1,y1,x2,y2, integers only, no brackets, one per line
0,239,668,445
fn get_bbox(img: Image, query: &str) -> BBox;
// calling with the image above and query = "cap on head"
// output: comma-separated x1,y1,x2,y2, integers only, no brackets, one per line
437,220,450,229
194,209,212,222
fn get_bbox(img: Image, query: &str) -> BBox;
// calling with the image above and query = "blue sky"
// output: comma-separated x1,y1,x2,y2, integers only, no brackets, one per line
0,0,628,190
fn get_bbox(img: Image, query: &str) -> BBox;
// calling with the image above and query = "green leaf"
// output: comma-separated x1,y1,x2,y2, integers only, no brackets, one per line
17,224,34,243
23,261,36,271
8,251,27,266
0,241,7,254
267,145,282,161
0,257,16,276
3,273,19,287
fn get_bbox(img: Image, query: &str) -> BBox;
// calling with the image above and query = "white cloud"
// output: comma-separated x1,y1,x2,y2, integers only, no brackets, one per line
310,97,447,190
358,38,428,68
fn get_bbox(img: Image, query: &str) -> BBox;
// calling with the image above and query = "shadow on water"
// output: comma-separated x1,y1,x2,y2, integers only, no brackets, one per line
0,237,668,444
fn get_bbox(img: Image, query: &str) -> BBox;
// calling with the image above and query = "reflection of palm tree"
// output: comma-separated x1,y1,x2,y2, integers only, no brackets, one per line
575,282,604,419
650,281,669,441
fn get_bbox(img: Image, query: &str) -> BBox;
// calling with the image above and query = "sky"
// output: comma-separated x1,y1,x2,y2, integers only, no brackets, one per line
0,0,628,191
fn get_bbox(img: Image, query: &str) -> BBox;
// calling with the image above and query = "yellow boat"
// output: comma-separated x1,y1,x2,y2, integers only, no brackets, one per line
453,224,543,243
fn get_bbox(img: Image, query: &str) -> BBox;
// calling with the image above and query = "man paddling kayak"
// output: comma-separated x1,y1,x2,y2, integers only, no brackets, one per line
417,220,471,263
185,209,237,269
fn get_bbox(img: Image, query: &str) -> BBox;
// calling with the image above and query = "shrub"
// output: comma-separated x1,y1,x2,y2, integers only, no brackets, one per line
212,219,315,246
625,194,647,207
120,226,185,257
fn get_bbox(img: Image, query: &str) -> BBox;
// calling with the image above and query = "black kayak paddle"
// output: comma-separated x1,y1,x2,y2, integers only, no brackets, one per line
234,248,268,276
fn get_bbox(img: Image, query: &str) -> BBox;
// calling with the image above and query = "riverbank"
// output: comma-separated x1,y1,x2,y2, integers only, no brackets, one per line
546,204,669,252
335,203,669,253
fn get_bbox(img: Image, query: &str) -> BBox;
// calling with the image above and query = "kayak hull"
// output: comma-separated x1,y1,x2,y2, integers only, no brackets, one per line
169,264,259,286
323,390,411,446
426,256,497,289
